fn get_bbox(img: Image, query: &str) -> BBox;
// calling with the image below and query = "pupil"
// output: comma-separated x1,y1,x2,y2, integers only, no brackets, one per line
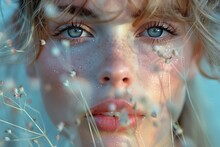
68,28,83,38
148,28,163,37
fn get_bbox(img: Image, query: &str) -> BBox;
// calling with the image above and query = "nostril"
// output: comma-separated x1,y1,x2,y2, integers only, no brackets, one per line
122,77,129,83
103,77,110,82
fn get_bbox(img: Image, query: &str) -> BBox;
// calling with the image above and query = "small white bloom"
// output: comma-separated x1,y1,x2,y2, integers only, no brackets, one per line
70,70,76,77
57,122,64,132
5,129,12,134
152,45,161,52
172,50,179,56
63,80,70,87
40,39,46,46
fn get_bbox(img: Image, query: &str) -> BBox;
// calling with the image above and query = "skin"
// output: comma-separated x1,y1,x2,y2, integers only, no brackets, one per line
30,0,197,146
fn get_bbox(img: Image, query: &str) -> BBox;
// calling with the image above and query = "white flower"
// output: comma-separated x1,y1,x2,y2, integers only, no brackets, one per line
40,39,46,46
57,122,64,132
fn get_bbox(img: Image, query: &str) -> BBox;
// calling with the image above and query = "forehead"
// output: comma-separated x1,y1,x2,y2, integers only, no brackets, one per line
52,0,144,18
42,0,189,24
53,0,143,9
50,0,188,17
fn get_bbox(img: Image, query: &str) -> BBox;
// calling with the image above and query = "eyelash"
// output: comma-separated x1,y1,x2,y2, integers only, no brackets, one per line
53,21,93,40
137,21,178,44
148,21,177,35
53,21,178,45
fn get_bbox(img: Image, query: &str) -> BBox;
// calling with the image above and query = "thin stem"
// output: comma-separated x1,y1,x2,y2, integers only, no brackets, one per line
0,119,41,136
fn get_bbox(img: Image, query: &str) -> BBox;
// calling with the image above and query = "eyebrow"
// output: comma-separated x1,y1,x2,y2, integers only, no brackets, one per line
58,5,142,19
58,5,98,18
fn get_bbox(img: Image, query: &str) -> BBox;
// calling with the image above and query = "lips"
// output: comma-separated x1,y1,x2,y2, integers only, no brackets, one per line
88,99,145,132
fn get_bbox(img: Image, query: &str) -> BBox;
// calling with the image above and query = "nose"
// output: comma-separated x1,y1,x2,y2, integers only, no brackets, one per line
97,47,135,87
98,65,133,87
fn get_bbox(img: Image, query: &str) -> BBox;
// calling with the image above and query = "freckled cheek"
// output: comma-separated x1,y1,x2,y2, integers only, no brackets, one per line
38,43,101,79
137,53,187,102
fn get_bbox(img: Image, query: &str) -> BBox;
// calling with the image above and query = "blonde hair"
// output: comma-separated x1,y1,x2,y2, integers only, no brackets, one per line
6,0,219,76
2,0,220,146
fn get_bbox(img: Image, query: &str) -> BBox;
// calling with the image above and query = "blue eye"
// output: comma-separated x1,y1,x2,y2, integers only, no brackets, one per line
137,22,177,39
67,27,83,38
54,23,93,39
147,27,163,37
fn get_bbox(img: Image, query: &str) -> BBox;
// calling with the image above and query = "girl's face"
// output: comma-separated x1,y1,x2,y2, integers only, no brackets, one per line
33,0,196,146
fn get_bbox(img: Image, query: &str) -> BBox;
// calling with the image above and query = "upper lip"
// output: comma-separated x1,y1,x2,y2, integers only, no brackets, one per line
90,99,145,116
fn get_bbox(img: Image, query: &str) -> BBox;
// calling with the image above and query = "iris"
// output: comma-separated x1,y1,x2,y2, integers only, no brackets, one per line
147,27,163,37
67,27,83,38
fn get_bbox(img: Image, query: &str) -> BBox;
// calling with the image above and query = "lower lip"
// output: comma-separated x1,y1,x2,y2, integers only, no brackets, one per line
93,115,142,132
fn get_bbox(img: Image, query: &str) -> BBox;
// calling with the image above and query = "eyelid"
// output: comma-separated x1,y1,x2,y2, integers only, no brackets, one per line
52,22,95,37
135,21,179,44
135,21,178,37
